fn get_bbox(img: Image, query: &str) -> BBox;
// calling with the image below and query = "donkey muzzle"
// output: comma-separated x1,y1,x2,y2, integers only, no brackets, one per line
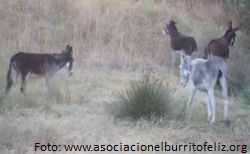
180,80,187,87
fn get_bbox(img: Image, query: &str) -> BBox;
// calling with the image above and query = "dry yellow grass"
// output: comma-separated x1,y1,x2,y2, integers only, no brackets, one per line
0,0,250,154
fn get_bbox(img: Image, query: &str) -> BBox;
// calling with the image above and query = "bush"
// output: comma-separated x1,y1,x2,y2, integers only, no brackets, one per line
228,48,250,96
237,82,250,106
111,74,172,121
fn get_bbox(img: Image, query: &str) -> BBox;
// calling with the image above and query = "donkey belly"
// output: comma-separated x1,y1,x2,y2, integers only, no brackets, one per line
193,80,207,92
30,64,57,76
196,84,207,92
30,69,47,76
12,53,57,76
192,71,209,92
171,43,183,51
211,43,229,58
171,37,196,55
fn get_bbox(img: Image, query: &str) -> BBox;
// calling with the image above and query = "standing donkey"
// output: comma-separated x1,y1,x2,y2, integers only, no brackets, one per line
163,20,197,67
6,45,74,94
179,55,229,124
204,21,239,59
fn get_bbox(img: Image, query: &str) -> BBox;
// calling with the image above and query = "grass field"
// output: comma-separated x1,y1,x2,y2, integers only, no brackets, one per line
0,0,250,153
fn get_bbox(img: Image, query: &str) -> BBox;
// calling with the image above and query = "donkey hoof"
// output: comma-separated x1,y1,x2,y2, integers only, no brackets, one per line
224,119,231,126
207,116,212,122
20,88,25,94
210,120,216,125
187,115,193,121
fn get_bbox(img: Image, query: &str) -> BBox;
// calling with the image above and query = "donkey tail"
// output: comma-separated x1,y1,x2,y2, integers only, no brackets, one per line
205,42,214,59
215,57,231,80
193,39,198,51
5,59,18,94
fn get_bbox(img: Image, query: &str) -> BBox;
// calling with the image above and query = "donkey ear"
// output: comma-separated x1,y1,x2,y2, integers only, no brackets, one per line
170,19,176,25
62,45,70,53
68,46,73,55
69,46,72,51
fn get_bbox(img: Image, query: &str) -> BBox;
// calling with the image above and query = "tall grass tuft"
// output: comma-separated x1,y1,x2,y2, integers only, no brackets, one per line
111,74,172,121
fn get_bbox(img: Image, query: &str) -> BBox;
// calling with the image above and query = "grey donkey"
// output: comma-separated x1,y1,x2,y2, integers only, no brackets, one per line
179,55,229,124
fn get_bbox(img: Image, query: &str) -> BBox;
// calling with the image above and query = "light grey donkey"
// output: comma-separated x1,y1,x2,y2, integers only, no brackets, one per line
179,55,229,124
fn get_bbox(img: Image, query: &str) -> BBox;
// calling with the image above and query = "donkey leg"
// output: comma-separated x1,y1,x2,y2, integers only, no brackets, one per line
207,90,216,124
219,76,229,121
20,73,28,94
186,89,196,120
6,78,13,95
43,77,50,96
171,52,176,68
205,95,212,122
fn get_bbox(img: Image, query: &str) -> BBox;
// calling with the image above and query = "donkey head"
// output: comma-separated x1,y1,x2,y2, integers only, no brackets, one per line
163,20,178,36
224,22,239,47
62,45,74,76
227,27,239,47
179,55,191,87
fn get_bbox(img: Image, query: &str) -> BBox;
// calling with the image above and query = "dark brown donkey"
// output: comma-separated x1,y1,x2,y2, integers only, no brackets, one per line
204,21,239,59
163,20,197,67
6,45,74,94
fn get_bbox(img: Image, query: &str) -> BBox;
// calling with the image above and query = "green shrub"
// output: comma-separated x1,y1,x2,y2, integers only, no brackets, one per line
237,82,250,106
228,48,250,97
111,74,172,121
225,0,250,6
